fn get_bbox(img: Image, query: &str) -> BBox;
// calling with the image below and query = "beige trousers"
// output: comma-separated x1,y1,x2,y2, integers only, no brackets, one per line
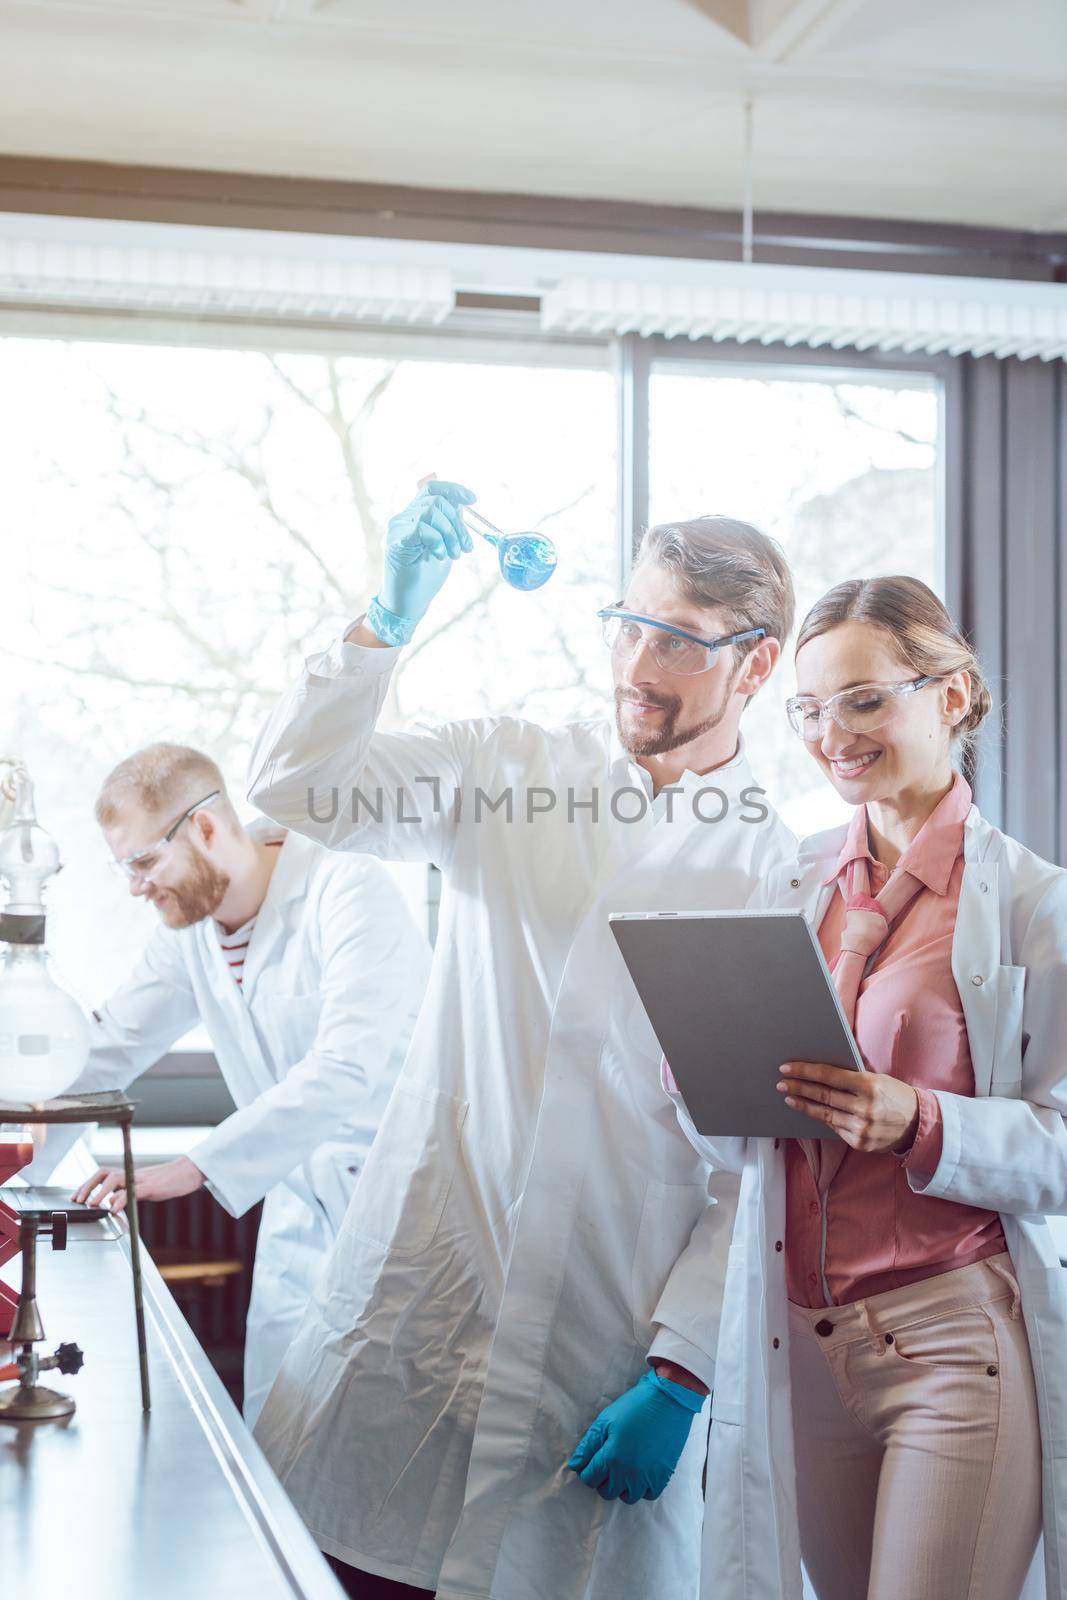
787,1253,1042,1600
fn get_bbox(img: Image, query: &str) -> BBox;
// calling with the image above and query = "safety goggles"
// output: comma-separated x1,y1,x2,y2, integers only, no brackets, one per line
785,678,942,742
108,789,220,882
598,607,766,677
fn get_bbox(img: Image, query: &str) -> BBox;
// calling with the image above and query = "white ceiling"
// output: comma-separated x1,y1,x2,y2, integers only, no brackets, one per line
1,0,1065,231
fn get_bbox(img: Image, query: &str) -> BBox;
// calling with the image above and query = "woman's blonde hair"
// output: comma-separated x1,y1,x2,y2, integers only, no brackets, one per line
795,576,992,756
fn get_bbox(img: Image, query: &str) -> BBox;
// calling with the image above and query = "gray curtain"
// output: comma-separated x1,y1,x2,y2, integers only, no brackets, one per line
952,354,1066,866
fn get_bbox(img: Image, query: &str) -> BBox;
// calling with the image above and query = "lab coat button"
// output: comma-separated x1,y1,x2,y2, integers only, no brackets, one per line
775,1240,783,1251
772,1337,780,1349
815,1319,834,1337
979,882,989,893
972,974,984,986
790,878,800,889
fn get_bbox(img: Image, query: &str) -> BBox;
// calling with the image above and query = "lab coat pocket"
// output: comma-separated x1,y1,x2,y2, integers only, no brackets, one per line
1017,1262,1067,1455
631,1179,710,1344
990,965,1026,1095
346,1080,469,1259
307,1140,364,1235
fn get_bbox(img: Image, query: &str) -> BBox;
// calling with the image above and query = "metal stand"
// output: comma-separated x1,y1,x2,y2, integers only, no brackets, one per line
0,1090,150,1411
0,1209,84,1422
120,1115,150,1411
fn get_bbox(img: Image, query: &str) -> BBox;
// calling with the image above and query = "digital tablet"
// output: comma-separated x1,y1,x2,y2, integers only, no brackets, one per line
610,909,864,1139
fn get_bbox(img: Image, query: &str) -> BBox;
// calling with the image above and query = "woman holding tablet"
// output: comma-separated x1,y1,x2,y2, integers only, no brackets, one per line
663,576,1067,1600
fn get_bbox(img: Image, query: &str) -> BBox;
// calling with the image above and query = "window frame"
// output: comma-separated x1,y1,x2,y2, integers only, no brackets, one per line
619,333,958,617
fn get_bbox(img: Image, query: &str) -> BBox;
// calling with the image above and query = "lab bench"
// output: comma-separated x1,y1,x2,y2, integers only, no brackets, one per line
48,1125,264,1406
0,1205,343,1598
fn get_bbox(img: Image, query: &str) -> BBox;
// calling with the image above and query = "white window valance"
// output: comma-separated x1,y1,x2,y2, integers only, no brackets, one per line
0,232,454,327
0,212,1062,361
540,262,1067,362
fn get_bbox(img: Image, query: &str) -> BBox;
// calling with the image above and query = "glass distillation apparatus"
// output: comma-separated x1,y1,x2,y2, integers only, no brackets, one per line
0,761,90,1419
0,758,89,1103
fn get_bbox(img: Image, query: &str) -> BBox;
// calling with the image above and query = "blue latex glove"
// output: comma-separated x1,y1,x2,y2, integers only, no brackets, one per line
368,478,476,645
567,1369,706,1505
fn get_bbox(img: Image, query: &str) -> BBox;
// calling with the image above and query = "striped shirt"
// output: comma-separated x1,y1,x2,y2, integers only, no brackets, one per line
215,840,283,989
217,916,257,988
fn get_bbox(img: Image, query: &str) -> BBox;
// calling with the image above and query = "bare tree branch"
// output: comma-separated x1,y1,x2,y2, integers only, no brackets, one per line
533,482,596,529
0,642,274,701
218,444,350,603
400,577,499,668
263,356,327,420
325,357,397,589
544,618,593,692
27,348,601,750
831,388,934,450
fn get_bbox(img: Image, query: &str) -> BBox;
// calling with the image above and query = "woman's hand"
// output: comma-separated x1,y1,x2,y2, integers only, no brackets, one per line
777,1062,920,1154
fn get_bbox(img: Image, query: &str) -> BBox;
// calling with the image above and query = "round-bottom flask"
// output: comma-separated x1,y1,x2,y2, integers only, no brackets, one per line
0,946,90,1103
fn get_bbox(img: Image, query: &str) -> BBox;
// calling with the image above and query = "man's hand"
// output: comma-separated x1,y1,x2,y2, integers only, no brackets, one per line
72,1156,206,1215
365,478,475,645
567,1369,706,1505
778,1061,920,1154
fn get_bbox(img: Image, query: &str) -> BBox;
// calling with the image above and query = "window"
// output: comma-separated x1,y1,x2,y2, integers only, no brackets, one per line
3,334,615,1001
650,359,942,835
4,322,942,1008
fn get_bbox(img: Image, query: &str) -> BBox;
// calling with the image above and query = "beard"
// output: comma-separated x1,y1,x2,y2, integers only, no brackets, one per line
614,678,736,757
149,851,230,929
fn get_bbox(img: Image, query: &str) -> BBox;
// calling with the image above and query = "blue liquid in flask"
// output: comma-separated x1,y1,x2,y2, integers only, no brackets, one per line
466,507,558,591
498,534,557,590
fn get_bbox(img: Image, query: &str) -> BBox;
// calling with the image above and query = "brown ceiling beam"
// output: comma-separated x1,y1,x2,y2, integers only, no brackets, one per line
0,154,1063,282
675,0,752,47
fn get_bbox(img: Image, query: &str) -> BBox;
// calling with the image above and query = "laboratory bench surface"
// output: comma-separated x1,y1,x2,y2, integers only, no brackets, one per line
0,1209,344,1598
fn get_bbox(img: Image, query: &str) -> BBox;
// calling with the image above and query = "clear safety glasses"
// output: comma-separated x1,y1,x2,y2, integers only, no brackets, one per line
598,608,766,677
108,790,220,882
785,677,942,742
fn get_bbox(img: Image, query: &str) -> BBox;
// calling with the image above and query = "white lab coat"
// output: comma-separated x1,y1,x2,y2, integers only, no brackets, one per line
668,805,1067,1600
25,825,430,1426
246,627,798,1600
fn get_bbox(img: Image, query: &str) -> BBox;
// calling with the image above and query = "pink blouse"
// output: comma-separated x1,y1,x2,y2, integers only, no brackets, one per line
785,772,1007,1307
